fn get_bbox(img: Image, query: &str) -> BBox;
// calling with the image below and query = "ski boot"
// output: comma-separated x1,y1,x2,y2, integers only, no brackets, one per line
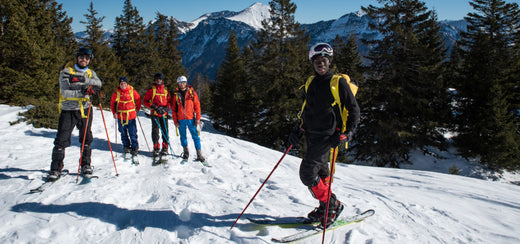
152,148,160,165
307,201,327,222
318,194,344,228
196,149,205,162
181,147,189,160
123,146,131,160
81,164,93,175
47,170,60,182
131,148,139,165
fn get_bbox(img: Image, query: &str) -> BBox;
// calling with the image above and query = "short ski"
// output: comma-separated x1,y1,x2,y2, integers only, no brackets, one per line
271,209,375,243
29,170,69,193
78,173,99,184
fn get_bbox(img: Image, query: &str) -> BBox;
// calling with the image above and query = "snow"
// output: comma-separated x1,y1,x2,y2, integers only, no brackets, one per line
226,3,271,30
1,104,519,243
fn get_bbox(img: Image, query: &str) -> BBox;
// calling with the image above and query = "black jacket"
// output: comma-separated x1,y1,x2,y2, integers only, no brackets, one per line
302,71,360,136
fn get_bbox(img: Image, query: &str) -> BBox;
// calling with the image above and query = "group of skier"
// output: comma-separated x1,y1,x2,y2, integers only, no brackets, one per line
46,42,360,228
48,47,204,180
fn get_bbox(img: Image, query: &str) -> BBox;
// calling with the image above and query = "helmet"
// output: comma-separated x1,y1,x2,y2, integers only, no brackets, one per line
153,73,164,80
76,47,94,60
119,77,128,83
308,43,333,61
177,76,188,83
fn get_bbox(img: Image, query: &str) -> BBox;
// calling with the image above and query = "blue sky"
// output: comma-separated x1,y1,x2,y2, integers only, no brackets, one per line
56,0,477,33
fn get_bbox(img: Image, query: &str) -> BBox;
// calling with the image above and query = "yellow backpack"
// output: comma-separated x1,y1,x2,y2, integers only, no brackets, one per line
58,67,93,118
297,74,358,146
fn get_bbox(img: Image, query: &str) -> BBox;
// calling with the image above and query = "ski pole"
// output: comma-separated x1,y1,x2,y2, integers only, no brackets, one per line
98,101,119,176
152,116,175,158
77,103,93,183
230,145,293,229
136,115,152,157
322,147,338,243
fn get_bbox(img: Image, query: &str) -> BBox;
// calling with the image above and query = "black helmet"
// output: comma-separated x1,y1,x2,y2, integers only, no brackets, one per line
76,47,94,60
154,73,164,80
119,77,128,83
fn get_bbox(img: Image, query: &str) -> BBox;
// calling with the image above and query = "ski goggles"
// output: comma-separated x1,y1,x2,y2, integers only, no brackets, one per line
309,43,333,60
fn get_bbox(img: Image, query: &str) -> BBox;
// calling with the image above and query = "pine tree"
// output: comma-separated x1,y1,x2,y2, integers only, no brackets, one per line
332,34,366,163
357,0,450,167
249,0,310,149
80,1,126,107
113,0,149,91
0,0,75,105
211,31,252,138
454,0,520,170
152,13,185,91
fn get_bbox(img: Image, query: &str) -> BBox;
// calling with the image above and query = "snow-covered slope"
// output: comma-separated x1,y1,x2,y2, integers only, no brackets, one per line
1,104,519,243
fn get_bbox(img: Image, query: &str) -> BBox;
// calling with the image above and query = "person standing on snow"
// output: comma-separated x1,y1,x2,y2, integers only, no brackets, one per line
287,43,360,227
110,77,142,158
48,47,102,181
143,73,171,159
171,75,205,162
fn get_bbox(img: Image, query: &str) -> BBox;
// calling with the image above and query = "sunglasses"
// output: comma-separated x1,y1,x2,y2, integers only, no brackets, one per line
78,55,91,60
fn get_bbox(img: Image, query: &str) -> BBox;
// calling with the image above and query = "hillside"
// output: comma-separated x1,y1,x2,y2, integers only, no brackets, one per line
1,104,519,243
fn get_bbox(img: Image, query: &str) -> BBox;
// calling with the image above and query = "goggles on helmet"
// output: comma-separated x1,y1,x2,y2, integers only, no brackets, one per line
308,43,333,61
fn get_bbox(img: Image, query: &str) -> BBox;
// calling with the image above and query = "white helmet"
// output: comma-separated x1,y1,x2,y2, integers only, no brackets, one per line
177,75,188,83
309,43,333,61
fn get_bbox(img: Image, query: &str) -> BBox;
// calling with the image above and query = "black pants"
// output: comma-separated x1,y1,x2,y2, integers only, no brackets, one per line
299,132,333,187
51,109,93,171
151,115,169,148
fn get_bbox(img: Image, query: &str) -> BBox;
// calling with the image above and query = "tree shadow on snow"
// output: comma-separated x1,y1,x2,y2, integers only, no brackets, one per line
10,202,269,232
0,167,44,180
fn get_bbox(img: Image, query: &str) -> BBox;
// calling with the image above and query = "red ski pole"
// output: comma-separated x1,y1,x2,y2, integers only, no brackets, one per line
322,147,338,244
230,145,292,229
98,101,119,176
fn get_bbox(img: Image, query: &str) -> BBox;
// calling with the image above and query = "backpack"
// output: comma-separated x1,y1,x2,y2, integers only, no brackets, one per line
297,73,358,135
115,85,136,125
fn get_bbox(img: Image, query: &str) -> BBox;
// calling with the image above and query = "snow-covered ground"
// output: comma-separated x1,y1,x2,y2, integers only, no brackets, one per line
0,104,519,243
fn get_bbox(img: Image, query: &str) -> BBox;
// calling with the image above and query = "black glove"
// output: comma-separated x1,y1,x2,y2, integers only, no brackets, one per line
330,129,353,148
70,75,85,83
151,104,159,112
288,127,305,147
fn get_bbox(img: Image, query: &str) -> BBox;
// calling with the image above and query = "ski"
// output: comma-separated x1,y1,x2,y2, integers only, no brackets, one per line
78,173,99,184
29,170,69,193
248,217,318,227
271,209,375,243
152,155,168,166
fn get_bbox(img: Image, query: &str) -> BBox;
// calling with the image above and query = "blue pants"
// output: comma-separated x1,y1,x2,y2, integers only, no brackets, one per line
118,118,138,149
178,119,201,149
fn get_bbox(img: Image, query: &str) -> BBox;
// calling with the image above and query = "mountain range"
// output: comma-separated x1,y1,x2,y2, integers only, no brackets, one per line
78,2,467,80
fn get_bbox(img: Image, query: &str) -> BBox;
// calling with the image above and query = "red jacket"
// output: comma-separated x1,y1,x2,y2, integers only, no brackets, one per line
110,85,141,122
143,84,171,117
171,86,201,124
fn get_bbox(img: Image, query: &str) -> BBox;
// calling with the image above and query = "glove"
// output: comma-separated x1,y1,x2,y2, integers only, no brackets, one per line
83,85,101,96
330,129,353,148
70,75,85,83
287,126,305,147
151,104,159,112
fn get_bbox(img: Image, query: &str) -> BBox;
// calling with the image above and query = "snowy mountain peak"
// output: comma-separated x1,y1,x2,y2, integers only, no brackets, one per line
226,2,271,30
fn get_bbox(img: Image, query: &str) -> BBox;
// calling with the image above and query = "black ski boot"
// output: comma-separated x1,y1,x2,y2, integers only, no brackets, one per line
124,146,131,159
81,164,93,175
47,170,60,182
161,147,169,156
307,201,327,222
319,194,344,228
